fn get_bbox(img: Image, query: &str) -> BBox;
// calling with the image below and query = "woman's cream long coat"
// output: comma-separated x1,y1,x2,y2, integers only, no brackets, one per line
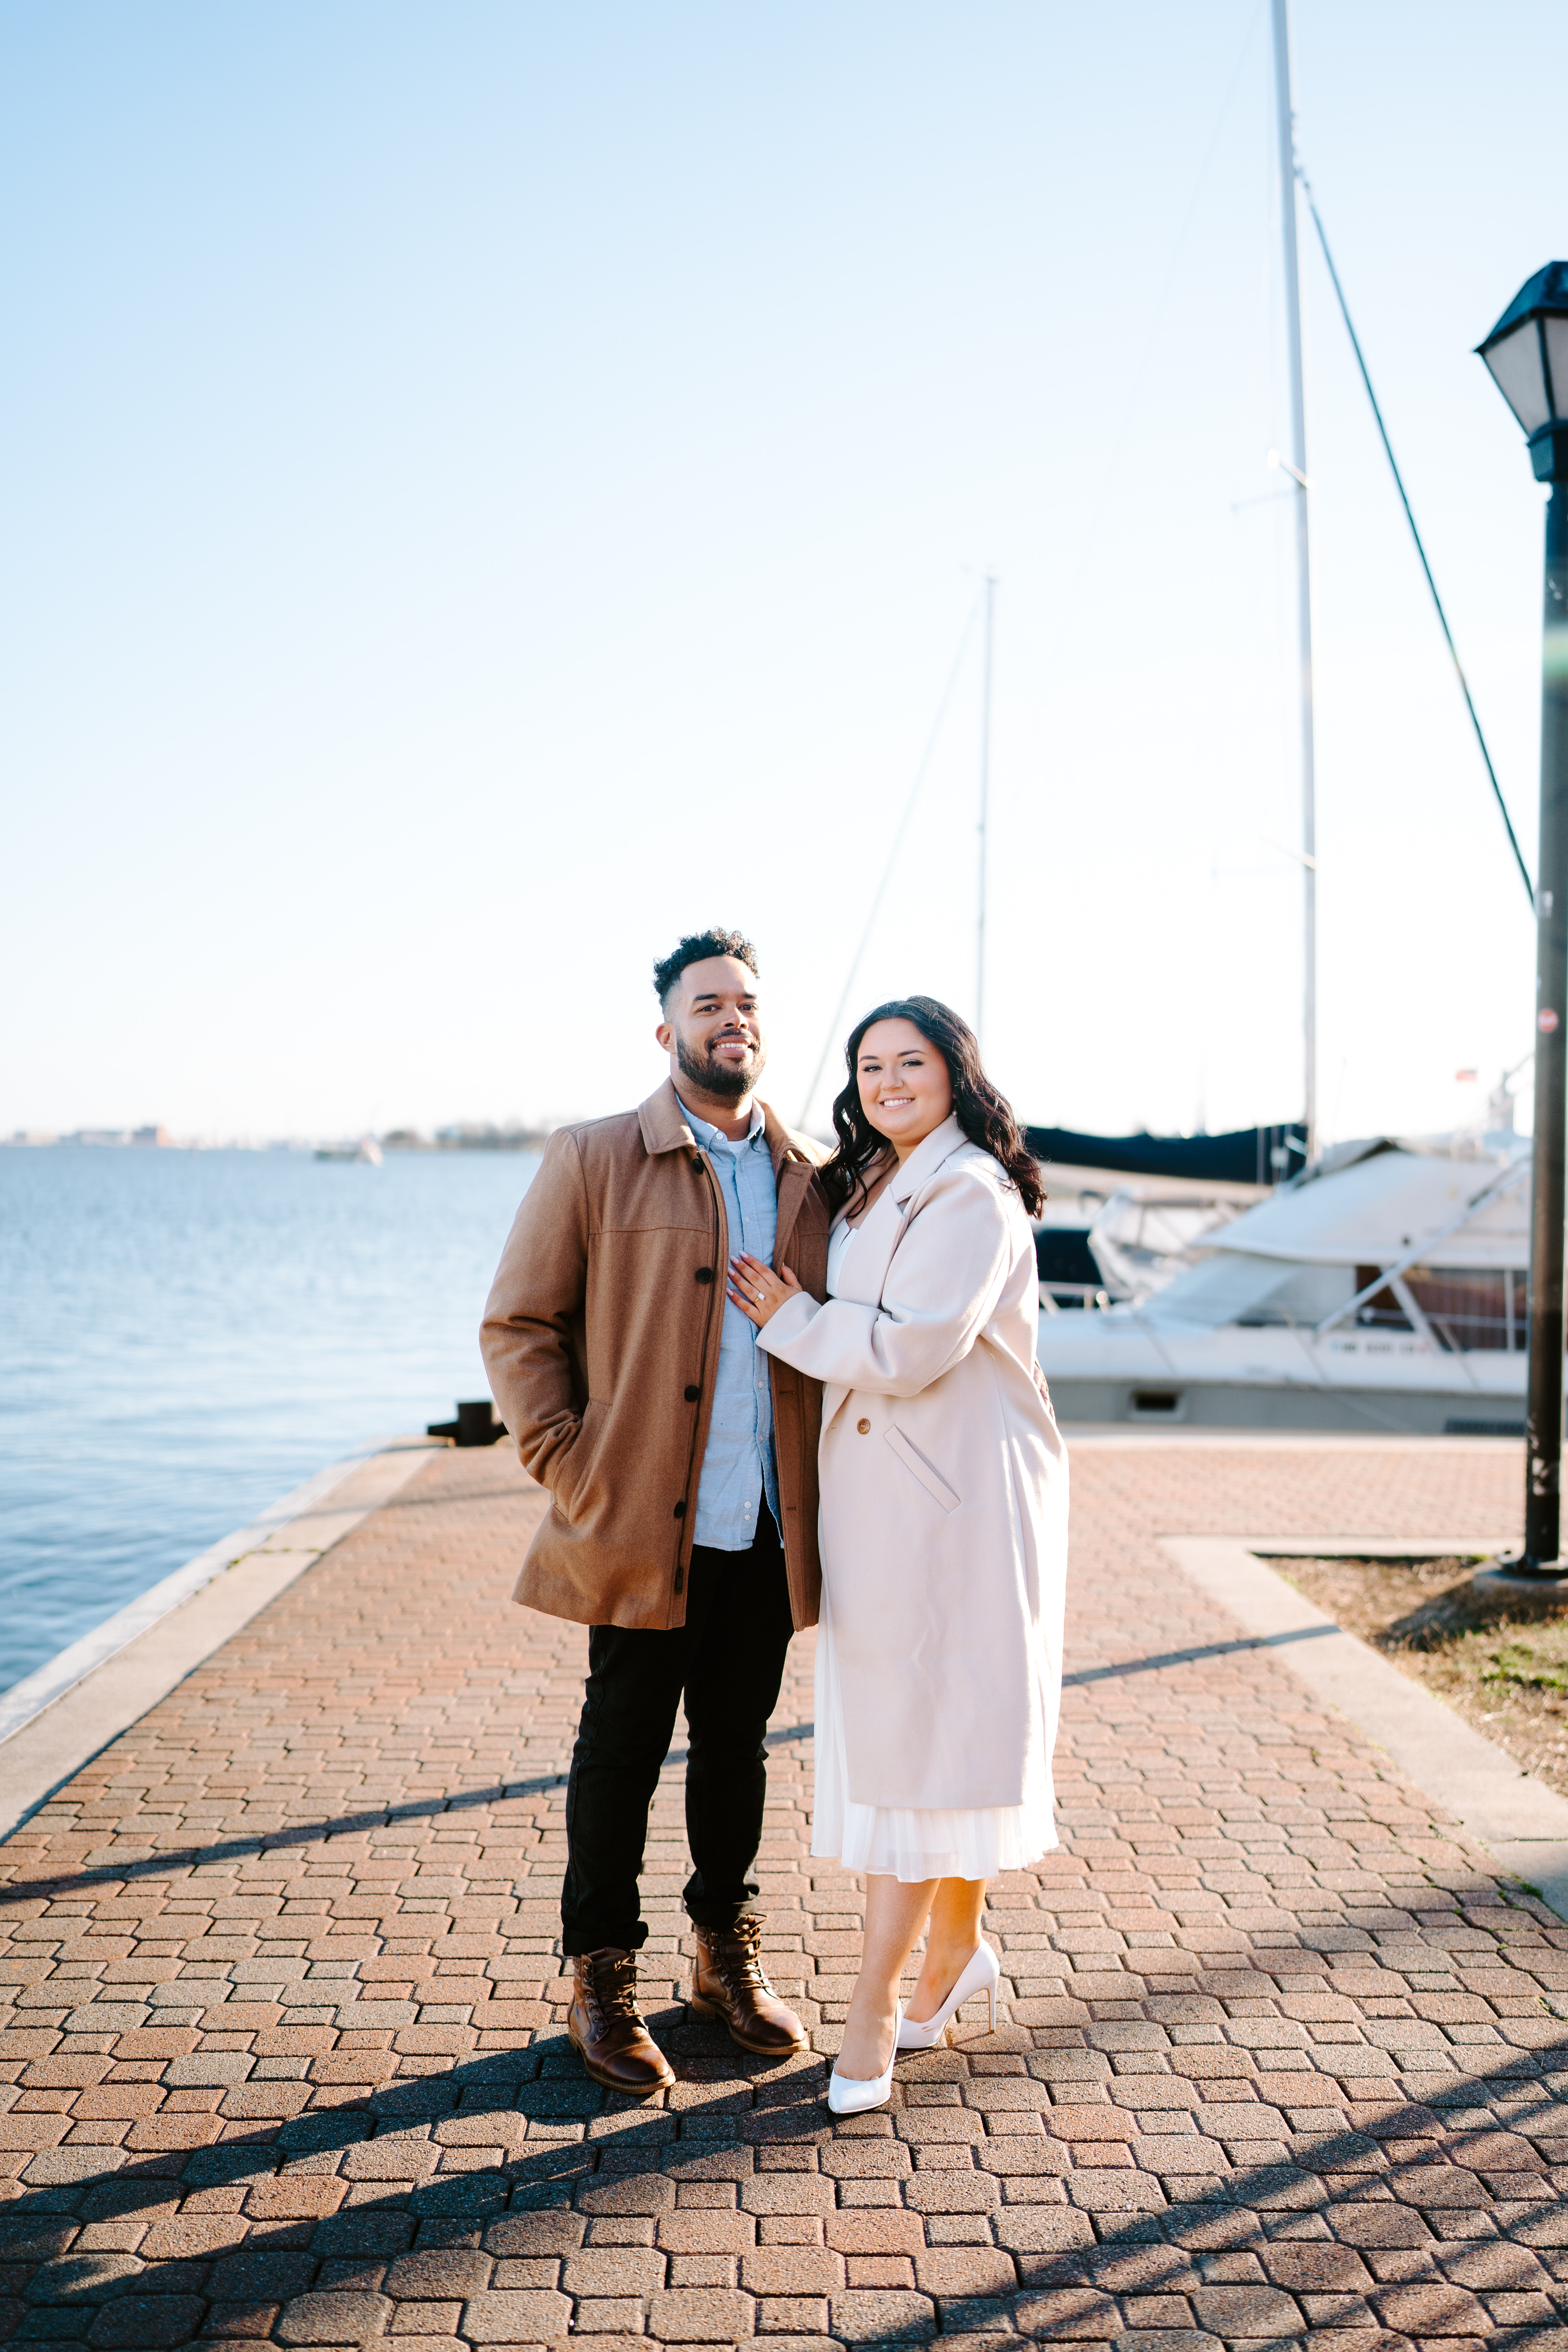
758,1114,1067,1814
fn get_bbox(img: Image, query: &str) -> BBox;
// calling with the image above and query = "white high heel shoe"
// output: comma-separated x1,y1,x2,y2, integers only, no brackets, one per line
896,1940,1001,2050
828,2007,902,2114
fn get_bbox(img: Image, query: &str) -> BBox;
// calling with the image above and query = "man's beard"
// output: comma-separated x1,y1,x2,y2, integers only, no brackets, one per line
677,1034,765,1103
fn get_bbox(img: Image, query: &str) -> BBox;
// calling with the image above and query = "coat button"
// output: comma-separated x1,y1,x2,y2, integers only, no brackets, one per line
684,1384,701,1402
673,1499,686,1518
857,1417,871,1434
695,1266,715,1284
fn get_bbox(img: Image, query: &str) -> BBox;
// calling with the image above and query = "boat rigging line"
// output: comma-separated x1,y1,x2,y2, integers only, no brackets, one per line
797,588,984,1130
1296,165,1535,912
976,573,996,1053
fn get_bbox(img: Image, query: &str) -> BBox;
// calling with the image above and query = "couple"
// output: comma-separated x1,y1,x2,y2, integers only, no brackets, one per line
481,926,1067,2112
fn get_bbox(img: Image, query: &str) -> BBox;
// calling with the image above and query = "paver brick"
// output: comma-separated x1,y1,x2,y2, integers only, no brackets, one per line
978,2133,1072,2175
825,2211,926,2254
1189,2283,1303,2333
739,2247,844,2293
911,2245,1015,2294
86,2293,209,2347
1371,2279,1490,2332
276,2289,394,2341
1013,2283,1120,2333
1046,2105,1138,2140
459,2285,573,2338
827,2287,935,2341
644,2283,756,2337
560,2244,664,2293
383,2249,492,2297
491,2253,564,2286
1262,2245,1374,2291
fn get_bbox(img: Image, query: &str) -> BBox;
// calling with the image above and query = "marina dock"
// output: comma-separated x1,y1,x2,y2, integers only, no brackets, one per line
4,1433,1568,2348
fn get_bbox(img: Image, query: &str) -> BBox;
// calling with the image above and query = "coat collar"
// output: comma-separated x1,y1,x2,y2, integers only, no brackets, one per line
826,1114,971,1315
637,1078,696,1157
637,1077,821,1178
889,1113,969,1208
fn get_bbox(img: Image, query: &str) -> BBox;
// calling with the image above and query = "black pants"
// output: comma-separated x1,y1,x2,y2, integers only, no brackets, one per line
559,1517,795,1955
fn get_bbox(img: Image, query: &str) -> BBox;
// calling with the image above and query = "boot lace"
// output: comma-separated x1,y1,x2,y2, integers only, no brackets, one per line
585,1950,643,2032
711,1918,773,1996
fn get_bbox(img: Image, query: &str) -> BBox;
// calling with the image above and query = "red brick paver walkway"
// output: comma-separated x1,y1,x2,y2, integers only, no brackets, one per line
3,1437,1564,2350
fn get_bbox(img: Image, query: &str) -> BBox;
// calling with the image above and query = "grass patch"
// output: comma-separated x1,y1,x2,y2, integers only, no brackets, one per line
1272,1553,1568,1798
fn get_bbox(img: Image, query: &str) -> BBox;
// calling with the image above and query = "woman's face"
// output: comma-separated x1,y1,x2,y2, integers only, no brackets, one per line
856,1017,954,1156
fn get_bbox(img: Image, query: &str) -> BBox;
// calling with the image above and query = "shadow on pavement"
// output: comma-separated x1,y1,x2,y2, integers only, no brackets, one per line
2,1726,818,1907
2,1982,1567,2348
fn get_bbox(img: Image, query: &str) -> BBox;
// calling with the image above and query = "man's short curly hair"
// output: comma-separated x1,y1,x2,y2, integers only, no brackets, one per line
653,928,759,1010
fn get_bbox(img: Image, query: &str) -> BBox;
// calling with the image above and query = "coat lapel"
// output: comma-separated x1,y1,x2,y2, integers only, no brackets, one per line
761,1099,826,1260
835,1116,969,1307
888,1114,967,1209
773,1158,811,1258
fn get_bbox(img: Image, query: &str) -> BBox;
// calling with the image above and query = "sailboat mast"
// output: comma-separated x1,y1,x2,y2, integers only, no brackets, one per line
1272,0,1317,1160
976,573,995,1047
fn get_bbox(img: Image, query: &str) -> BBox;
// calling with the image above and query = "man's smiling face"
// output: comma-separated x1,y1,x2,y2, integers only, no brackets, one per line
656,955,767,1104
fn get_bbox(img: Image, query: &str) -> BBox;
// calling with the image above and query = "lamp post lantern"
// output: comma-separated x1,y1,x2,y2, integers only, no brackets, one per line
1478,262,1568,1572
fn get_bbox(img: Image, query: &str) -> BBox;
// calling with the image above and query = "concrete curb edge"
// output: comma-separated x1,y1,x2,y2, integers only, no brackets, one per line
1161,1533,1568,1929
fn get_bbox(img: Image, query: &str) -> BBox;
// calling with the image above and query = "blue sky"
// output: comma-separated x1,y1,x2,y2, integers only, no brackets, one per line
2,1,1564,1142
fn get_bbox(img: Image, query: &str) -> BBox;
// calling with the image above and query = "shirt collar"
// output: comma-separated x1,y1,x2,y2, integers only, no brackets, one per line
678,1094,766,1152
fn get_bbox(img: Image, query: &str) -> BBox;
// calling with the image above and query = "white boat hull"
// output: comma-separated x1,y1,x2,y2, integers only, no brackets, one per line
1045,1372,1521,1436
1038,1304,1527,1433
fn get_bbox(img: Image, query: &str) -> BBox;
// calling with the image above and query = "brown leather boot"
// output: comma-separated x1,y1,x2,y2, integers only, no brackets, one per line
567,1947,675,2095
690,1917,808,2058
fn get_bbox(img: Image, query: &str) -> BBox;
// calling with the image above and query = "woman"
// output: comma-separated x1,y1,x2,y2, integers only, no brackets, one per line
728,997,1067,2114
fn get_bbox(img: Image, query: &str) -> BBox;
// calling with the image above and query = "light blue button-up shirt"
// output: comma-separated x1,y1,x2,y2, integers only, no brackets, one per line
680,1096,780,1551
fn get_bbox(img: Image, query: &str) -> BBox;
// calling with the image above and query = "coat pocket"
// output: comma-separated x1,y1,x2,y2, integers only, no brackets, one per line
552,1399,605,1520
884,1423,960,1514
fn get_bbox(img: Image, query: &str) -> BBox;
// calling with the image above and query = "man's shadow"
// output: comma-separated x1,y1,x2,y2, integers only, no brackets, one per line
0,2003,831,2347
4,1987,1566,2350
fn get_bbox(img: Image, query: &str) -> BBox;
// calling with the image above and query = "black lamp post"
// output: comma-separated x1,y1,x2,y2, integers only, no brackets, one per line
1478,263,1568,1572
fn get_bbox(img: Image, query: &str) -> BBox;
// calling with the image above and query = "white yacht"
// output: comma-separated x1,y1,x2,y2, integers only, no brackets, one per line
314,1135,384,1165
1036,1131,1530,1434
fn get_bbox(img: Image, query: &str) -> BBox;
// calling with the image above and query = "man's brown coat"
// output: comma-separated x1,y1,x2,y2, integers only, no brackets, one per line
480,1079,829,1632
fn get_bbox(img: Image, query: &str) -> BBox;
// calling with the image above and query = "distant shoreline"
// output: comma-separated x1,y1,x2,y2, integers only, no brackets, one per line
4,1128,554,1154
381,1129,552,1152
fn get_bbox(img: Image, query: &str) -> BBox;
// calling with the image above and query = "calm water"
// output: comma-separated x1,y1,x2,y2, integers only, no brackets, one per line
0,1144,538,1696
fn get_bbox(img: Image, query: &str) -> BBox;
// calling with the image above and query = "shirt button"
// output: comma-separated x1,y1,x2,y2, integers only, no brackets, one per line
684,1385,700,1402
857,1417,871,1434
695,1267,715,1284
673,1499,686,1519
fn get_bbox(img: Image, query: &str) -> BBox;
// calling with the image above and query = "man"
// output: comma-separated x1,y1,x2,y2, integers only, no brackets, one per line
481,928,828,2093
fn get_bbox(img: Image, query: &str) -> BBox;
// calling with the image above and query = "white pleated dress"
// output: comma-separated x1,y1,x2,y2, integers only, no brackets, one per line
808,1217,1058,1883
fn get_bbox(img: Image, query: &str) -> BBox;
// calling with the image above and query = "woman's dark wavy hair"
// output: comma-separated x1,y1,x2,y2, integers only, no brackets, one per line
820,995,1045,1218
